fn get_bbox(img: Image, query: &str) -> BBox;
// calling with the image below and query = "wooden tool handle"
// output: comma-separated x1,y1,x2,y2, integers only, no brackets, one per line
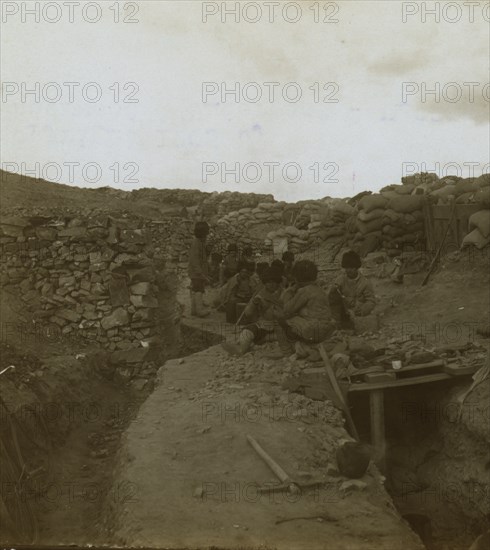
319,344,360,441
247,435,290,484
235,289,260,326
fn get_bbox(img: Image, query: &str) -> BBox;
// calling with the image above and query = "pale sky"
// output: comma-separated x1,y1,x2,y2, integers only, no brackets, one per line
1,0,489,201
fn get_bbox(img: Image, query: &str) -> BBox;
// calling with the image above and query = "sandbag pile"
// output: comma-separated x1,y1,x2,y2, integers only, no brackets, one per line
0,215,180,379
461,210,490,250
400,172,440,193
352,191,425,257
301,200,354,245
265,225,311,254
216,201,284,237
216,197,356,254
400,173,490,205
218,202,291,250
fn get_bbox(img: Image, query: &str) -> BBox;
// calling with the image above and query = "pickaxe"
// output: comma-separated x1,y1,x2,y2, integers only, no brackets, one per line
247,435,326,495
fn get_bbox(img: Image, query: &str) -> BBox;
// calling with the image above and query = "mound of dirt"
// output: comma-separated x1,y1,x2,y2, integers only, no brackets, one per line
103,346,424,550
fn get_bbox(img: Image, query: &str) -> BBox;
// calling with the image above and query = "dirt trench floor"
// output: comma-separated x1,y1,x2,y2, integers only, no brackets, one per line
104,346,424,550
104,253,489,550
1,251,488,549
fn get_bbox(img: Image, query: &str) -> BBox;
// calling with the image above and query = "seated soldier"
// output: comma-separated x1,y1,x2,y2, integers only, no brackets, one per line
329,250,376,330
270,259,289,290
218,261,258,323
269,260,336,358
221,267,282,356
240,245,255,265
255,261,270,280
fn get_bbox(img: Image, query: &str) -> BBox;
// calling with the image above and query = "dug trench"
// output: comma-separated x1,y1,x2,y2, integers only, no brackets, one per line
96,257,488,550
1,260,489,550
346,254,490,550
0,323,222,546
350,377,490,550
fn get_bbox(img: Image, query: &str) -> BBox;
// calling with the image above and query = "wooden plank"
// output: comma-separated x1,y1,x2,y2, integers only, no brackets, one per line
319,344,360,441
370,390,386,470
454,204,483,218
443,363,480,376
432,204,452,218
431,203,480,219
347,364,478,393
396,361,477,377
430,203,481,249
363,372,397,383
422,200,457,286
422,198,436,252
347,373,452,393
394,359,445,374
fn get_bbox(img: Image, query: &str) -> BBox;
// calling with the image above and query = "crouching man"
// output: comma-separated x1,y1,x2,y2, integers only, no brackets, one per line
269,260,336,359
329,250,376,330
221,267,282,356
217,261,259,323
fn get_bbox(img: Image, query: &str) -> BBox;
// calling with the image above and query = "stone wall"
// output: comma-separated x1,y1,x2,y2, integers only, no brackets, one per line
131,188,274,218
216,198,356,255
0,214,181,384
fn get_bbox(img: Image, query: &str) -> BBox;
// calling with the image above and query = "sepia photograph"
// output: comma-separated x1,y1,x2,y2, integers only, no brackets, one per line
0,1,489,549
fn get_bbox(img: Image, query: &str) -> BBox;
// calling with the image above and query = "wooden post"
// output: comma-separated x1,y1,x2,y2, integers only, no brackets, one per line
319,344,360,441
422,197,435,253
370,389,386,471
421,200,457,286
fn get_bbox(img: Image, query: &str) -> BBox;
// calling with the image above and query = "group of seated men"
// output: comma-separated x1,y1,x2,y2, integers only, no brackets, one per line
215,248,295,324
187,221,376,358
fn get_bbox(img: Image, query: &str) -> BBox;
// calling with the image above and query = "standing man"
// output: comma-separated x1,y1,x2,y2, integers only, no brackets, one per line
188,221,210,317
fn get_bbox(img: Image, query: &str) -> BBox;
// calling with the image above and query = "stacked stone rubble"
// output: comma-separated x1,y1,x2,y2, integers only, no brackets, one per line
0,214,180,384
218,198,355,255
130,188,273,218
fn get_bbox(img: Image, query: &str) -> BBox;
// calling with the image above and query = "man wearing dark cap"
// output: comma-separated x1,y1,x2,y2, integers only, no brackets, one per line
255,261,270,280
188,221,210,317
268,260,336,358
222,267,283,356
329,250,376,329
270,259,289,289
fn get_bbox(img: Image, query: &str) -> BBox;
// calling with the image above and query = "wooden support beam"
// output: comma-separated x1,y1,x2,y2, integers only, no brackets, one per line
422,197,435,253
347,372,452,393
370,389,386,471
